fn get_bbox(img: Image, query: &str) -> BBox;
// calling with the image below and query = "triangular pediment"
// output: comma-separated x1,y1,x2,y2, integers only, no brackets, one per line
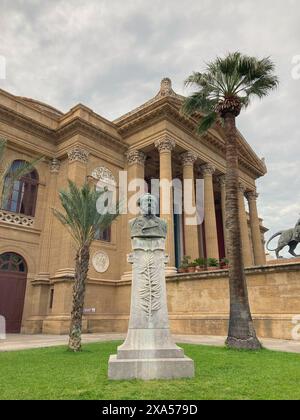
114,79,267,178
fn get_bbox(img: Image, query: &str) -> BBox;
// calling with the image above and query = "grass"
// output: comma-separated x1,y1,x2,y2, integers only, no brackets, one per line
0,341,300,400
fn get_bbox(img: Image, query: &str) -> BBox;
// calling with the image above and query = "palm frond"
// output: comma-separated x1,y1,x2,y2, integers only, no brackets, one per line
181,92,216,116
197,112,218,135
53,180,120,247
183,52,279,134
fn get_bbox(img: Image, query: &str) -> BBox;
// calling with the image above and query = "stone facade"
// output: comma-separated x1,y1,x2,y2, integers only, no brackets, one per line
0,80,274,336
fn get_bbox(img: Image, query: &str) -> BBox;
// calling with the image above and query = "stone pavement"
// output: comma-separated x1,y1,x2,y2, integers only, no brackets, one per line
1,333,300,354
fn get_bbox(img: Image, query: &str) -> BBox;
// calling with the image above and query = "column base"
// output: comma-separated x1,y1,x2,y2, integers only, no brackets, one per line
121,271,132,281
108,355,195,380
165,266,178,276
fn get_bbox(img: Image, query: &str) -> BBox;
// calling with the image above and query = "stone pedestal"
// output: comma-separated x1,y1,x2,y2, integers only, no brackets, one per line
108,237,194,380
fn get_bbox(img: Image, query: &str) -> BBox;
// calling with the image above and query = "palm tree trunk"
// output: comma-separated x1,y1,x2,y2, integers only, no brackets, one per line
224,113,261,350
68,243,90,352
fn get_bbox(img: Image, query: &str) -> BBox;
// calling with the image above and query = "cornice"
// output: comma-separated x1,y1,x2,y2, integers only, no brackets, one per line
0,105,128,155
115,98,266,178
56,117,128,153
0,104,56,141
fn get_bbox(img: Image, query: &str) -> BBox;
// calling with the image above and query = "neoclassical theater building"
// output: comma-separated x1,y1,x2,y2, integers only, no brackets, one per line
0,78,272,336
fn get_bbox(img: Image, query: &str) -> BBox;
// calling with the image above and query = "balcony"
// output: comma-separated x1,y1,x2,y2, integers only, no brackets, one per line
0,209,34,227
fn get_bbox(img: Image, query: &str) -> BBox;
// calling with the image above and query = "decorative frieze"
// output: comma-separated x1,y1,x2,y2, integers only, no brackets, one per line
0,210,34,227
67,146,89,164
126,150,146,166
200,163,216,176
49,158,61,174
181,151,198,166
154,137,176,153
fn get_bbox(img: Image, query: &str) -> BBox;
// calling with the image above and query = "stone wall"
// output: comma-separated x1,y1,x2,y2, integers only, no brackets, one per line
80,262,300,341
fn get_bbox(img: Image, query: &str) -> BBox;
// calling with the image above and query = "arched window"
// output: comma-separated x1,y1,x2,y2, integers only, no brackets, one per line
1,160,39,217
0,252,27,273
91,167,116,244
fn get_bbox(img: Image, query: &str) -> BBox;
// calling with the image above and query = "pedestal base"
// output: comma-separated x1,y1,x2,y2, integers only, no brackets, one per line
108,355,195,380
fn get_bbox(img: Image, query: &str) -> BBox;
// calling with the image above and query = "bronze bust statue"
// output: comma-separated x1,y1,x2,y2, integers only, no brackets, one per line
130,194,167,239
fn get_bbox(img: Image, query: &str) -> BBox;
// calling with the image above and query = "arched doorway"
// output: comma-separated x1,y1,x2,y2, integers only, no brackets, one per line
0,253,27,333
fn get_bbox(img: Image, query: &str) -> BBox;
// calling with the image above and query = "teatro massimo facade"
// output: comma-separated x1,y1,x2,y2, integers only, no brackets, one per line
1,78,282,337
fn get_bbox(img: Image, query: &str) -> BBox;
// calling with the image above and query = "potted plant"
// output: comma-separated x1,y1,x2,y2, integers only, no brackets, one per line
178,256,191,273
194,258,207,272
220,258,229,269
187,261,197,273
207,258,220,271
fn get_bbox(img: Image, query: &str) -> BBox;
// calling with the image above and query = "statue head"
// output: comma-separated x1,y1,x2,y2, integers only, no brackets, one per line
137,193,158,216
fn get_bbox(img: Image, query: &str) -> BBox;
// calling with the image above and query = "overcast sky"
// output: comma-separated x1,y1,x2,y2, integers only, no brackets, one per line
0,0,299,257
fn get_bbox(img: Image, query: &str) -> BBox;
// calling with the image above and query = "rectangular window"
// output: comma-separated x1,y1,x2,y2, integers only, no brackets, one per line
49,289,54,309
94,226,111,243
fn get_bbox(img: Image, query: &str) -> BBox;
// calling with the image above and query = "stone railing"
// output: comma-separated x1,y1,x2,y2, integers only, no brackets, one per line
0,210,34,227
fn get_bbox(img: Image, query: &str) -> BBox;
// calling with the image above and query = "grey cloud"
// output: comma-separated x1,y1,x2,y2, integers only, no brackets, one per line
0,0,299,257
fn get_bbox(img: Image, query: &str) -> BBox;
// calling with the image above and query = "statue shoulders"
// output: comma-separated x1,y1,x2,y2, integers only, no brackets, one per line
129,216,144,226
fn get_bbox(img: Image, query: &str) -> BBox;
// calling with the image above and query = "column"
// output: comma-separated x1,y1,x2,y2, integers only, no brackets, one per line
238,184,253,266
218,175,227,256
201,163,219,260
155,137,176,274
181,151,199,261
36,158,61,279
246,190,266,265
57,146,90,274
43,147,90,334
123,150,146,276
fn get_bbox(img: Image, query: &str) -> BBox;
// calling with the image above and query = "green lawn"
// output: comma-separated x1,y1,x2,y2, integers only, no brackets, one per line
0,341,300,400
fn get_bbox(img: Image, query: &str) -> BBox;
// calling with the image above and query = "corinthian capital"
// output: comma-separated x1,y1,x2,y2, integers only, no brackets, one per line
181,151,198,166
68,146,89,164
200,163,216,176
217,174,226,187
126,150,146,166
155,137,176,153
245,190,259,201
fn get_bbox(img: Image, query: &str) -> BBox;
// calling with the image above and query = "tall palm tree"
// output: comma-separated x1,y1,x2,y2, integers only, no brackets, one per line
53,180,119,352
182,52,278,350
0,137,42,205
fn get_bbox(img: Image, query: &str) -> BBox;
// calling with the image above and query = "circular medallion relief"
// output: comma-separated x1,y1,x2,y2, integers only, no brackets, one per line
92,251,110,273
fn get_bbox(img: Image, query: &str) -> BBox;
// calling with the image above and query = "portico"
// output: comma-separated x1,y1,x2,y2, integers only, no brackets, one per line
123,142,266,274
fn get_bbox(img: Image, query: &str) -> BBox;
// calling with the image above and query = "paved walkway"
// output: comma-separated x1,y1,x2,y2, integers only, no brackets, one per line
1,333,300,353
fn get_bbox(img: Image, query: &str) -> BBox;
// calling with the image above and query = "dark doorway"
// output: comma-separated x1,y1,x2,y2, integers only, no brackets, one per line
0,253,27,333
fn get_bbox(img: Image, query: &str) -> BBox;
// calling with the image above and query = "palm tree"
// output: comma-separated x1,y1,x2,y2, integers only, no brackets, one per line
0,137,42,205
182,52,278,350
53,180,119,352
